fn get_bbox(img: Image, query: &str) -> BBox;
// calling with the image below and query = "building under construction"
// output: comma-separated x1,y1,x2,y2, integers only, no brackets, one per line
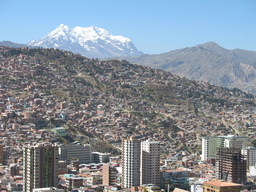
217,148,247,184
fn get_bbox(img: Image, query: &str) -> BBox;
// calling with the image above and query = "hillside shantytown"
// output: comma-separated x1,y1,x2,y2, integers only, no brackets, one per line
1,46,256,191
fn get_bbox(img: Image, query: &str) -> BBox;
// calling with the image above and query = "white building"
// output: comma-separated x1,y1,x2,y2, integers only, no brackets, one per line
140,139,160,186
122,137,141,188
241,146,256,169
249,166,256,181
59,143,91,164
190,180,206,192
201,135,247,161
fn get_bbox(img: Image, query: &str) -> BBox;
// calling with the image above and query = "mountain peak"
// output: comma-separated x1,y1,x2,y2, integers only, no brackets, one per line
28,24,143,58
195,42,228,55
73,25,110,40
197,42,221,49
202,41,219,46
56,24,69,30
53,24,70,34
87,25,101,31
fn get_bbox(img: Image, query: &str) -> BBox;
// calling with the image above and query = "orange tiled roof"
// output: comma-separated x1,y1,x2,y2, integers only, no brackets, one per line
203,180,242,187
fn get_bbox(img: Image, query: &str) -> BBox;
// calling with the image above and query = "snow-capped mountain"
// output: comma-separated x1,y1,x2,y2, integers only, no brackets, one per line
28,24,143,58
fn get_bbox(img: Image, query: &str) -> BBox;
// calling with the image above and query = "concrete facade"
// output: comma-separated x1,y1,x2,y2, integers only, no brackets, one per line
140,139,160,186
122,137,141,188
23,143,59,192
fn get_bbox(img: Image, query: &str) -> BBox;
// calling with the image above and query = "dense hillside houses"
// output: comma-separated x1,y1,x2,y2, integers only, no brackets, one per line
0,46,256,191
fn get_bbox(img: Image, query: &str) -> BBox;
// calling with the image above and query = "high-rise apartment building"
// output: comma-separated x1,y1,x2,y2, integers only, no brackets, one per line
202,135,247,161
23,143,59,192
122,137,161,188
122,137,141,188
140,139,160,186
217,148,246,184
241,146,256,169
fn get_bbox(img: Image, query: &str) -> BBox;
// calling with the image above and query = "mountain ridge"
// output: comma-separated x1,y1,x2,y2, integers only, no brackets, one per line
2,37,256,94
116,42,256,94
0,41,33,48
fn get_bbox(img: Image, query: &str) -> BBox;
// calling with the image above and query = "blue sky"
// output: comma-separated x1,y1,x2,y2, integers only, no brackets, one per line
0,0,255,54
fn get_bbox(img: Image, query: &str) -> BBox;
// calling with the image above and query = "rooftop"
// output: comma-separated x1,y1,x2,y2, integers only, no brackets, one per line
203,180,242,187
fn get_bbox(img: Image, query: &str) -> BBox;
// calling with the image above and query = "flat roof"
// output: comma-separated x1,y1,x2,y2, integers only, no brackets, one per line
203,180,242,187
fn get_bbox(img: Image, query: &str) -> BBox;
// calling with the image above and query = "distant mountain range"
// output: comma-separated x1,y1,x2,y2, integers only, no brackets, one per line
0,41,32,48
117,42,256,94
27,24,143,58
2,31,256,94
